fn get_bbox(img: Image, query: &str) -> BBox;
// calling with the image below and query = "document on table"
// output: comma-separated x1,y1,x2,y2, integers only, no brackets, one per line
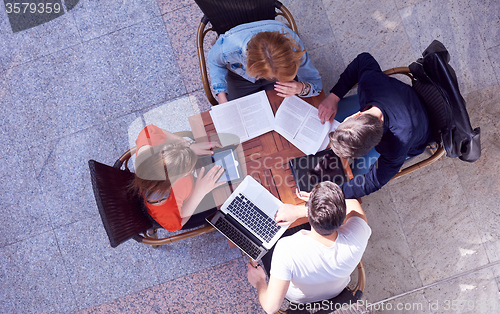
274,96,340,155
210,91,275,146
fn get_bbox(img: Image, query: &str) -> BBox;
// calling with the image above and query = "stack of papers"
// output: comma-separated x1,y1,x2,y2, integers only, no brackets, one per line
210,91,339,155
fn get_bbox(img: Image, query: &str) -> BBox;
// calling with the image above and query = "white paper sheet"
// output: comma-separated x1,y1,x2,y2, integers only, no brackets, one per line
209,91,274,145
275,96,339,155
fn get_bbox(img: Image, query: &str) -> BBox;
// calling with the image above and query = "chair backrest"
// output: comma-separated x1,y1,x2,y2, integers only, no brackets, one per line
88,160,153,248
194,0,278,35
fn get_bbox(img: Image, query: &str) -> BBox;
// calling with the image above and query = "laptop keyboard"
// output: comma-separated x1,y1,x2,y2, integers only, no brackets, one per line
227,194,280,243
213,216,262,260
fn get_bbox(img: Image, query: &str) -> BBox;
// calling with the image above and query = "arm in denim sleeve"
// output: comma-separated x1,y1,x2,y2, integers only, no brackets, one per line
340,153,406,199
330,52,382,99
207,39,229,95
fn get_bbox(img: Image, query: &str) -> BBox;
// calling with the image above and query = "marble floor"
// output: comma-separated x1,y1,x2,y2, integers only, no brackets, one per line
1,0,499,313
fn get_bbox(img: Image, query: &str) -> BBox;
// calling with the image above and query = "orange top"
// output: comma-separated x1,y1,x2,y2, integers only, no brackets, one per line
145,176,194,231
135,125,168,154
135,125,194,231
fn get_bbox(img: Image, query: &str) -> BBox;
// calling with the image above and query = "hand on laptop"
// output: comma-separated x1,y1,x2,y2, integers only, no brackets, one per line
274,204,307,226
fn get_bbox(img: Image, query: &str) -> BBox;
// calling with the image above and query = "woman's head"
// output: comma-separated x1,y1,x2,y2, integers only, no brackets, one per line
132,140,197,197
246,31,305,82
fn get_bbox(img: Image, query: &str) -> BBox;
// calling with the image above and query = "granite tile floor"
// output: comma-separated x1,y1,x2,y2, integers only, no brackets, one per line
1,0,499,313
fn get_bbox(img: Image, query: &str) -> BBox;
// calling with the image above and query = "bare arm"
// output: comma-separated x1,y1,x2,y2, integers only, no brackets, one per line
160,127,222,156
344,198,367,223
247,263,289,314
274,189,309,226
217,92,228,104
274,204,307,226
318,92,340,124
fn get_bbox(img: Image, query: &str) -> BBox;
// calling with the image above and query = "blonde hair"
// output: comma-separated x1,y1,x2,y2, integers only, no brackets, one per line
132,140,197,197
246,31,306,82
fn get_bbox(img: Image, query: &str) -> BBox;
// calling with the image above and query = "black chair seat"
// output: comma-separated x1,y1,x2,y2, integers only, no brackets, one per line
194,0,277,35
88,160,152,248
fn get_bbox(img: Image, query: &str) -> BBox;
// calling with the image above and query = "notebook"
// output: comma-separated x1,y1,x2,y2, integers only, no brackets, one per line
289,149,346,193
206,175,289,261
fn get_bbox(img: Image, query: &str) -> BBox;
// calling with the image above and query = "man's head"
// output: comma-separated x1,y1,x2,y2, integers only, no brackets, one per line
329,114,383,158
246,31,305,82
307,181,346,236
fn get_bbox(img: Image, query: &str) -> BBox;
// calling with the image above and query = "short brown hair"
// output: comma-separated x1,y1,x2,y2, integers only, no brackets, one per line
307,181,346,236
132,141,197,198
246,31,306,82
329,114,383,158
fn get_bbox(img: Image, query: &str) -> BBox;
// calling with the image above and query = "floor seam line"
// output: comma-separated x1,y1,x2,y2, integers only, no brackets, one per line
370,259,500,306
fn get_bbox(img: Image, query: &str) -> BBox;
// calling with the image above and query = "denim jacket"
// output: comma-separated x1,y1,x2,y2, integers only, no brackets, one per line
207,20,322,97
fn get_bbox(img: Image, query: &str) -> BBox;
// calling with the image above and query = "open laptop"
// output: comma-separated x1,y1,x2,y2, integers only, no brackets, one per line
206,175,290,261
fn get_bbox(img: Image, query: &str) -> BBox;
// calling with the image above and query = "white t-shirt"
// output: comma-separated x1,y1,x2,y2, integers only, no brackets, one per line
270,217,371,303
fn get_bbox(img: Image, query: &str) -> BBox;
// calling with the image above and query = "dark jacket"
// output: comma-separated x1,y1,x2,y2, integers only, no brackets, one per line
331,53,430,199
409,40,481,162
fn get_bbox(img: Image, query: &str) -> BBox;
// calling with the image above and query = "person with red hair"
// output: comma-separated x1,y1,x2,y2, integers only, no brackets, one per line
208,20,322,103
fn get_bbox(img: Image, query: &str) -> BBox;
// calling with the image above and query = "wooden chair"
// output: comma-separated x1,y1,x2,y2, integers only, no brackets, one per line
382,67,446,180
88,131,216,248
277,260,367,313
195,0,298,106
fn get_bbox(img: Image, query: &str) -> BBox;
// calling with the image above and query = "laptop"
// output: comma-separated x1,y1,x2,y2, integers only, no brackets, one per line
206,175,290,261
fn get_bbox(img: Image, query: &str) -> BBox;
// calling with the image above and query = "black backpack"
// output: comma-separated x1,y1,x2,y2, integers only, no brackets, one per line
409,40,481,162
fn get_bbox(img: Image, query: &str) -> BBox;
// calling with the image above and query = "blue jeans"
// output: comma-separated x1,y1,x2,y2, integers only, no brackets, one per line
335,94,380,177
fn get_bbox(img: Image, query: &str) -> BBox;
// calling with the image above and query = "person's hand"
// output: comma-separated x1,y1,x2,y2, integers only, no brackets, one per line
194,166,226,195
189,141,222,155
295,188,310,202
247,262,266,288
318,93,341,124
274,203,307,226
217,92,228,104
274,81,302,98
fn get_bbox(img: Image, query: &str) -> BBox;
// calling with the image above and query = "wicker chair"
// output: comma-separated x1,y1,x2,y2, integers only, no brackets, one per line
88,132,216,248
380,67,446,180
195,0,298,106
